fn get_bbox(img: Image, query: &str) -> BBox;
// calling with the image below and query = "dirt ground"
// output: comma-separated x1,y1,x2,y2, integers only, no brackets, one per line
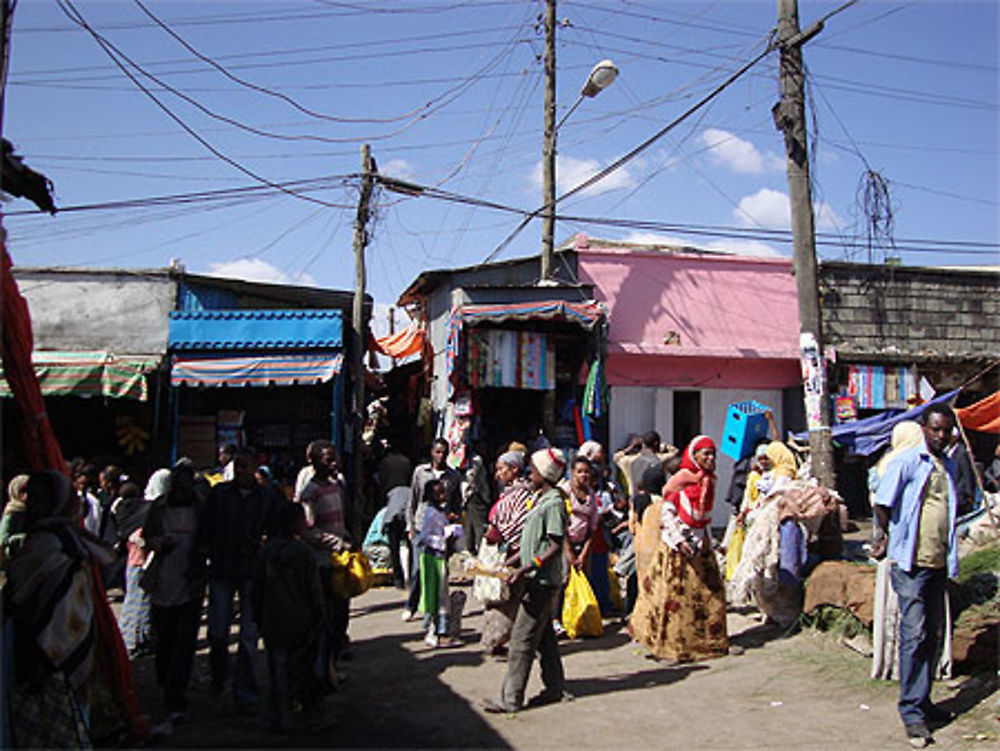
124,583,998,751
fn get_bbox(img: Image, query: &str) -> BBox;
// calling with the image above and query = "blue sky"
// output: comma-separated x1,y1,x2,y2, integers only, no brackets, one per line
4,0,997,331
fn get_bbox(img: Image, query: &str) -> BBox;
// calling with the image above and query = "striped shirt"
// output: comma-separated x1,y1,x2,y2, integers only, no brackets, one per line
488,478,532,553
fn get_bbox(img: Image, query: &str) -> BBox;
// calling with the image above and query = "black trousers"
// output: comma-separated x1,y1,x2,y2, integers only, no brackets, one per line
151,599,201,713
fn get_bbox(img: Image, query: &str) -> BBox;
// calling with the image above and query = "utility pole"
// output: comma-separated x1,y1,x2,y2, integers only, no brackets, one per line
775,0,835,488
540,0,557,281
351,144,376,538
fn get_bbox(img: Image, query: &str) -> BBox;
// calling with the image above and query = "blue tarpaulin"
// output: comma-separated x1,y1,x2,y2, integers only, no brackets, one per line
792,389,960,456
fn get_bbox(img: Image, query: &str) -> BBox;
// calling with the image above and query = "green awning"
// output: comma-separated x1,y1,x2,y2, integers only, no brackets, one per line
0,351,160,401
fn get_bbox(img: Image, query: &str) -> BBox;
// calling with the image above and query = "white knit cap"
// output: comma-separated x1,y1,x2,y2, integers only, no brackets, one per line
531,447,566,484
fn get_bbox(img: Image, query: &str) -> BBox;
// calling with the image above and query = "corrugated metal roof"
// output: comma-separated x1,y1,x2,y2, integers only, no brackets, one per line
169,309,343,350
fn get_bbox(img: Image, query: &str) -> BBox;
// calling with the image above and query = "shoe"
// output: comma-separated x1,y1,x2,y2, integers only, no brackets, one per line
424,632,439,648
401,610,415,622
436,636,462,649
526,689,574,708
728,645,746,656
905,722,932,748
481,698,517,715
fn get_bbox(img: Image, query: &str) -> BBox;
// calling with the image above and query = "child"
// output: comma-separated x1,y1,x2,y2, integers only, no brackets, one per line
114,480,154,656
602,491,635,617
417,480,460,648
252,502,326,731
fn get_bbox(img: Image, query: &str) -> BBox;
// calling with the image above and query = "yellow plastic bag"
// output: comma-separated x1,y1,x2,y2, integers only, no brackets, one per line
330,550,374,598
561,568,604,639
725,524,745,582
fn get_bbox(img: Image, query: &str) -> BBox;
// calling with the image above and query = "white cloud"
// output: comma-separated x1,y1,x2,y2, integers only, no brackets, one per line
701,128,783,175
381,158,416,182
205,258,317,287
531,155,636,197
733,188,842,231
622,231,784,258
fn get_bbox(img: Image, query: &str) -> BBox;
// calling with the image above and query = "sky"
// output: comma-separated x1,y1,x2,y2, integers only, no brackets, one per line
3,0,998,336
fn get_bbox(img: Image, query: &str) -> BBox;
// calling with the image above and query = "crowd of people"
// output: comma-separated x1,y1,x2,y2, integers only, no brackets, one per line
0,401,975,748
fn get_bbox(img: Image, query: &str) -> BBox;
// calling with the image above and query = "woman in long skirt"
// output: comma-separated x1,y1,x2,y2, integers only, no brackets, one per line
631,435,728,662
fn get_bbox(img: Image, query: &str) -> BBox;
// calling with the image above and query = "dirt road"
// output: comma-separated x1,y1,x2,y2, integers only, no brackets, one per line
130,585,997,750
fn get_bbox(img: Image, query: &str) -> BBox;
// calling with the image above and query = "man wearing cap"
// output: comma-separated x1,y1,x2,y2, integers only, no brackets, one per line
483,447,570,714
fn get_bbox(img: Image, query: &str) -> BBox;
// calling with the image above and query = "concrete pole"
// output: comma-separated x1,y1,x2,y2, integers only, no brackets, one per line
776,0,835,487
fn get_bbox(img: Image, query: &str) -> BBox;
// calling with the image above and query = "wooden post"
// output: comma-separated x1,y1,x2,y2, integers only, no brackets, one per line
351,144,375,539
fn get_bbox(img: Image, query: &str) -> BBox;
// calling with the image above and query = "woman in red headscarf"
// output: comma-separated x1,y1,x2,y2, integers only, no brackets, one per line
631,435,729,662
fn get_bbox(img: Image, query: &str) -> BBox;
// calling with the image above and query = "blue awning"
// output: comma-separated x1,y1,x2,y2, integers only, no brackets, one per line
792,389,960,456
169,309,342,351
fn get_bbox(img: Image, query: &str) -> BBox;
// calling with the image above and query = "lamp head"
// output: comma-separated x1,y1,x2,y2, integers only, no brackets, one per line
581,59,618,98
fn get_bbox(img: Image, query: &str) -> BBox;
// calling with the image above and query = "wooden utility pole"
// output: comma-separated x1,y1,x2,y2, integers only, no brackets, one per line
540,0,557,281
775,0,835,488
351,144,376,537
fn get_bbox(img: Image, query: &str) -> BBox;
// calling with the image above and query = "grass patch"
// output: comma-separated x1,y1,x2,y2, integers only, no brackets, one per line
959,542,1000,583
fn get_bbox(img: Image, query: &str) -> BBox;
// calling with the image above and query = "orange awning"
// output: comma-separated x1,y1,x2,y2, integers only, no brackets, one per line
955,391,1000,434
373,320,424,359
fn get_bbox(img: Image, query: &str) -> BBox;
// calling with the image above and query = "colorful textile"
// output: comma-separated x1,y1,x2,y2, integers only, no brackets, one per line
631,542,728,662
955,391,1000,434
466,329,554,390
489,477,532,552
663,436,716,530
372,320,424,359
582,357,604,419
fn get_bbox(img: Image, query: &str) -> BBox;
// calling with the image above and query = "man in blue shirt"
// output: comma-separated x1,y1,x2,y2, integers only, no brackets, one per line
872,403,959,748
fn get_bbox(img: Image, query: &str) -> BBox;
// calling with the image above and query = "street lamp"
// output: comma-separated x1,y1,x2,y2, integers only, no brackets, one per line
541,58,619,282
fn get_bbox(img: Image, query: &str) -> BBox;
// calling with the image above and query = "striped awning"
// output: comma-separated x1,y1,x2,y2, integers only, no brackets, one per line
171,353,343,387
0,351,158,401
459,300,604,329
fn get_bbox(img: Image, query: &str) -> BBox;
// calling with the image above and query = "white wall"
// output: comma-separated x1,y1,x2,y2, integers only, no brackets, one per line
610,385,784,526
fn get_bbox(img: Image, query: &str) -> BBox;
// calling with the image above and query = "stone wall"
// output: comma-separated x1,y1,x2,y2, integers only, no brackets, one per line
819,261,999,361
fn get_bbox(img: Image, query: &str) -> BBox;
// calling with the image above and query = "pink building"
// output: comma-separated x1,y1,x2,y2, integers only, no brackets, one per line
575,236,803,521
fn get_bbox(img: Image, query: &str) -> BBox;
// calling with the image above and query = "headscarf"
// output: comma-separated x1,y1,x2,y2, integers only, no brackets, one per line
578,440,603,462
497,450,525,472
508,441,528,455
531,447,566,484
876,421,925,478
662,435,716,529
23,471,76,529
765,441,798,479
144,468,172,501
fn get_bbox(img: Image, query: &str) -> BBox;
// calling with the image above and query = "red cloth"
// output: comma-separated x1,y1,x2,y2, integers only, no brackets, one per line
956,391,1000,434
663,435,717,529
1,246,66,474
2,243,149,740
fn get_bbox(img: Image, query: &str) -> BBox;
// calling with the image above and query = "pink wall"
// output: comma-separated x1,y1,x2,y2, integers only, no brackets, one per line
606,352,802,389
576,241,803,388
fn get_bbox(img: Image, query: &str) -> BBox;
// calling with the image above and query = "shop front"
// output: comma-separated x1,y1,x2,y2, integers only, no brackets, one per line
440,300,606,464
168,309,345,491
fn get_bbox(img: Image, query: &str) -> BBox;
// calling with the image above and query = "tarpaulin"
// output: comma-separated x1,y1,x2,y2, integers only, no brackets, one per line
955,391,1000,434
0,351,157,401
792,389,960,456
372,320,424,359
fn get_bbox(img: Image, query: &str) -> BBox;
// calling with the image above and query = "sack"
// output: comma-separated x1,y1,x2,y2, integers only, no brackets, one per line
138,549,162,593
725,524,745,582
561,567,603,639
472,542,509,605
607,561,624,612
448,590,467,638
330,550,373,599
